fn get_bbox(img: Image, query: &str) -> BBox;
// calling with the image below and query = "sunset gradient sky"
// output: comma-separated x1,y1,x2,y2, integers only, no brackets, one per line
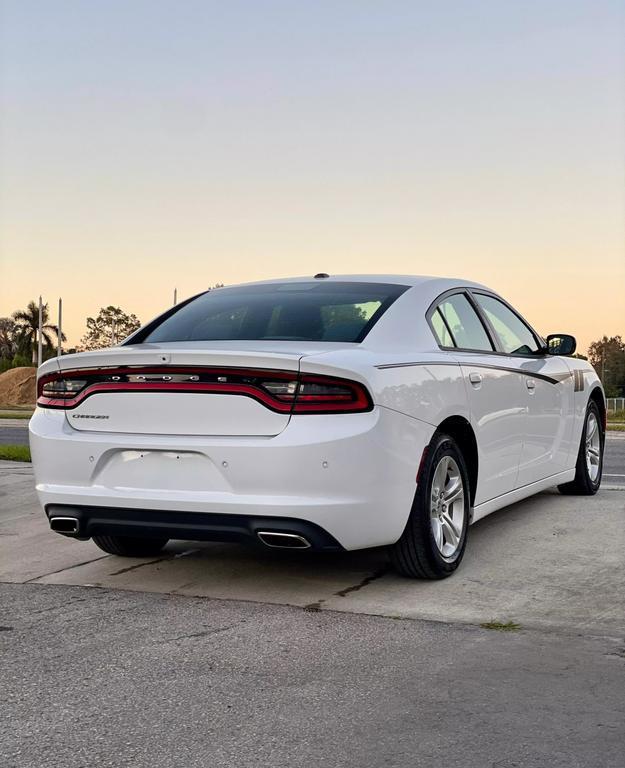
1,0,624,352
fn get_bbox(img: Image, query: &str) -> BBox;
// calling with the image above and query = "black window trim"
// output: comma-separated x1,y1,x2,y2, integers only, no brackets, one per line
469,290,546,359
425,288,498,354
426,287,547,358
433,306,457,347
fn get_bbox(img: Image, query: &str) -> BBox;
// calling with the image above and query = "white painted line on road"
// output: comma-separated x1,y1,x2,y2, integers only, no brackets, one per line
604,474,625,478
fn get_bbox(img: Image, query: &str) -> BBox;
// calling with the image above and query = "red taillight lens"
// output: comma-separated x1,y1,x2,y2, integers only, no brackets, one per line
37,368,372,414
260,374,371,412
292,375,372,413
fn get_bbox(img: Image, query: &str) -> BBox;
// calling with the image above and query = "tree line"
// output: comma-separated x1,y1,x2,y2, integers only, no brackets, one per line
0,285,224,372
0,298,623,396
0,303,140,372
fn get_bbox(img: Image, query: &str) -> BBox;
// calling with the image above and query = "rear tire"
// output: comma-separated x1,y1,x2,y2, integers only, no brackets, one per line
92,534,169,557
558,399,603,495
389,433,470,579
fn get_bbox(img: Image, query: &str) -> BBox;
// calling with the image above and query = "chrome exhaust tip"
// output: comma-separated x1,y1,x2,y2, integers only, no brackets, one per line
257,531,311,549
49,516,80,535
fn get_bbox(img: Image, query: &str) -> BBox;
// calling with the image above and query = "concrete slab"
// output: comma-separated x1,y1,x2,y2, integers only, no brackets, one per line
1,461,623,636
0,461,106,582
322,489,625,634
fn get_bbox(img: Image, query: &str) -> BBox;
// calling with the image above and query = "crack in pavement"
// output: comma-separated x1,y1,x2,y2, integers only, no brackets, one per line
159,623,240,644
108,548,200,576
304,567,388,612
11,546,202,585
108,556,172,576
334,567,388,597
23,555,111,583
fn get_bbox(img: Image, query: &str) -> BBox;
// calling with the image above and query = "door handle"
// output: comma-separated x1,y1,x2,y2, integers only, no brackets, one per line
526,378,536,391
469,372,482,385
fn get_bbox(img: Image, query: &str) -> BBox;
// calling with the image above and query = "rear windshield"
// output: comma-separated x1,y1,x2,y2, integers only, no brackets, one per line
137,282,408,344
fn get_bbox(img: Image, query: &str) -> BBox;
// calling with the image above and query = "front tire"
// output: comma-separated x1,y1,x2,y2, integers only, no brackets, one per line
92,534,169,557
558,399,604,495
389,433,470,579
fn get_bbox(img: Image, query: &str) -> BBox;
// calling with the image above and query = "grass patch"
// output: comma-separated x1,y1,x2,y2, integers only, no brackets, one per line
607,424,625,432
607,411,625,423
0,411,33,420
0,444,31,462
480,620,521,632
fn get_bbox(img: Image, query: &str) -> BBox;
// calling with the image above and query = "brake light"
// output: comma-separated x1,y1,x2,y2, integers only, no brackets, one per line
292,375,371,413
36,367,372,414
260,375,370,412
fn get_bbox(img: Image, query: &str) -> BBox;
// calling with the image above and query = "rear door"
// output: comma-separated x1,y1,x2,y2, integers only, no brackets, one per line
430,292,526,505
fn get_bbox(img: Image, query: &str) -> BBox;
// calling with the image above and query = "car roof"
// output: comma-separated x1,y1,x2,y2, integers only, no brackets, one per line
224,274,489,291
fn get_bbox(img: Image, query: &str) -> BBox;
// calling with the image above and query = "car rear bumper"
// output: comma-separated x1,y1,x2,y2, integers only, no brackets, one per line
45,504,344,550
30,407,435,550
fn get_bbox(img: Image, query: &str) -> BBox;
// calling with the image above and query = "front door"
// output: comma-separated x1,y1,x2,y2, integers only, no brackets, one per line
514,356,575,487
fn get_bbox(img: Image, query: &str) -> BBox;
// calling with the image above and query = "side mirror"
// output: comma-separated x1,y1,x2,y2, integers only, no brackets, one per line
546,334,576,356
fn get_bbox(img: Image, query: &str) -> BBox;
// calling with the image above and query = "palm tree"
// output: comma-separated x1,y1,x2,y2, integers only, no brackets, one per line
12,300,65,364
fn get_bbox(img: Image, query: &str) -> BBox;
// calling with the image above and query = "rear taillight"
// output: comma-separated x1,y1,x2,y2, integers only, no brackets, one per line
40,378,88,399
37,374,90,407
37,367,372,414
259,374,370,412
292,375,371,413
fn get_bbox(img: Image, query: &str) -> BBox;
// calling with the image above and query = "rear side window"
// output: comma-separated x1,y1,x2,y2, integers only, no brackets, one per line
139,282,408,344
433,294,493,351
474,294,541,356
430,308,454,347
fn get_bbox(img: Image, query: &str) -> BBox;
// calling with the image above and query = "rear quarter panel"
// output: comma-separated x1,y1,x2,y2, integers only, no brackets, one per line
300,349,469,427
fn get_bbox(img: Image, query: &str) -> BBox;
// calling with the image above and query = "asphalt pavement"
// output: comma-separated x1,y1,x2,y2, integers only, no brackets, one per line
0,419,29,445
1,459,625,767
604,430,625,484
2,581,624,768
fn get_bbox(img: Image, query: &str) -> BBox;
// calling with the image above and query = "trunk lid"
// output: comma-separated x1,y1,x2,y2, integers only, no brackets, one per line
59,343,328,437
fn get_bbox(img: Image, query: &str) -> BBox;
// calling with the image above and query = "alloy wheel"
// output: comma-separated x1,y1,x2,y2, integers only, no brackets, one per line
430,455,465,560
585,411,601,483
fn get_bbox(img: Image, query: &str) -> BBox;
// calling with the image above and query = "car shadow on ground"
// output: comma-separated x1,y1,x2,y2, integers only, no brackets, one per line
155,488,564,577
102,488,592,597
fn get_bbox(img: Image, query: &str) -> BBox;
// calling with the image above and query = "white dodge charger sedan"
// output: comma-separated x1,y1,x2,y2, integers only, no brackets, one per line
30,275,605,579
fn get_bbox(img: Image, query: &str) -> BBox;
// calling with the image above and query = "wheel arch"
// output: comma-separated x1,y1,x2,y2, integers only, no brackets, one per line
588,386,606,431
436,415,478,506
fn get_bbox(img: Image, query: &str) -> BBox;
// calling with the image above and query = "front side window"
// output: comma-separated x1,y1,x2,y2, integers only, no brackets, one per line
474,294,541,356
435,294,493,351
138,282,408,344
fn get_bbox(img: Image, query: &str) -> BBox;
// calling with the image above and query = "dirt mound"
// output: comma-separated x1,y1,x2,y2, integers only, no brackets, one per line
0,367,37,407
